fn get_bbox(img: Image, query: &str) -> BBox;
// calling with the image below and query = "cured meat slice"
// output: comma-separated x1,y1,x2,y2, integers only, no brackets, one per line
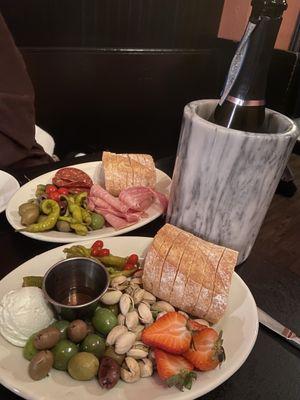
52,167,93,188
119,187,168,212
99,212,135,230
90,184,130,213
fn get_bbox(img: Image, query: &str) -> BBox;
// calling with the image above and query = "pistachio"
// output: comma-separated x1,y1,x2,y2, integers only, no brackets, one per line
133,288,145,305
151,301,175,313
115,332,136,355
120,357,141,383
125,311,139,331
130,277,143,285
125,284,139,297
127,348,148,359
142,291,156,304
138,358,153,378
156,311,167,320
178,310,189,319
119,293,134,316
106,325,128,346
132,324,144,341
138,303,153,324
117,313,126,326
101,290,123,305
111,276,128,291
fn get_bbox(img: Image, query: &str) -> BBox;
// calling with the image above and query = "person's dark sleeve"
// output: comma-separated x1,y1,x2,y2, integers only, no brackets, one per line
0,12,53,169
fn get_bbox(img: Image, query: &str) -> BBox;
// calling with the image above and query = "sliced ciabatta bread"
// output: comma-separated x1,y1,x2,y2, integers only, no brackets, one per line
142,223,238,323
102,151,156,196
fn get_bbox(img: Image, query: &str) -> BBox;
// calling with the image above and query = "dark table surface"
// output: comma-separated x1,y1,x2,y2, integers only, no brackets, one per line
0,153,300,400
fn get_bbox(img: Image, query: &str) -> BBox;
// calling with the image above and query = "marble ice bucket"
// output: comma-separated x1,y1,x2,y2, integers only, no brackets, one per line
167,99,299,264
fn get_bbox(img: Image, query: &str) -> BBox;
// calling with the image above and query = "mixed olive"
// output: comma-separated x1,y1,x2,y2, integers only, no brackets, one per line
18,184,105,235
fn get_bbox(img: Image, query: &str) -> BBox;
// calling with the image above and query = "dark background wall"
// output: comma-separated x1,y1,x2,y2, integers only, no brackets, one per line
0,0,299,158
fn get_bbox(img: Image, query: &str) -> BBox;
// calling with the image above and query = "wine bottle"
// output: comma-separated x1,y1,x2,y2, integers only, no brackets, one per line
212,0,297,196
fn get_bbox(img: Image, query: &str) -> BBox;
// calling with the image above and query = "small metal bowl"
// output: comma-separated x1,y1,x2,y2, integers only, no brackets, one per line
42,257,109,321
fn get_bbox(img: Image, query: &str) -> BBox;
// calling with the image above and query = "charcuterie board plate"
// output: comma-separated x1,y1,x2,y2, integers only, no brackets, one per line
5,162,171,243
0,236,258,400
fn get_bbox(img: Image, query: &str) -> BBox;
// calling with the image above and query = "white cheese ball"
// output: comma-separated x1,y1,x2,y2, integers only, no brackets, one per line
0,287,54,347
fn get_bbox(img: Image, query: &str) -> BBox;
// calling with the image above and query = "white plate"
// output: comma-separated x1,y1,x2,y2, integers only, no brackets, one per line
5,162,171,243
0,236,258,400
0,170,20,213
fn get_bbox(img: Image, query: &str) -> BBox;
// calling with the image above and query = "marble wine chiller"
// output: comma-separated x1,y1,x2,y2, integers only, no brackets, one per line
167,99,299,264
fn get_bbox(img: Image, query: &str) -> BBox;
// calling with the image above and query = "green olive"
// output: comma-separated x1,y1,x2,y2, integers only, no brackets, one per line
23,334,38,361
51,320,70,340
51,339,78,371
68,352,99,381
92,308,117,336
18,202,38,216
90,213,105,230
104,346,125,366
80,334,106,358
20,206,40,226
56,220,71,232
103,303,119,316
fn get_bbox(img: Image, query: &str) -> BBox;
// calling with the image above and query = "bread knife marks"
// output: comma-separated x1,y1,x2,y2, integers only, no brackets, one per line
191,242,224,319
169,237,199,309
204,248,238,323
157,231,192,301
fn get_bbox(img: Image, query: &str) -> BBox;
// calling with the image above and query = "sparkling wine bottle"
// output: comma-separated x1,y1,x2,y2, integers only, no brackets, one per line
212,0,296,195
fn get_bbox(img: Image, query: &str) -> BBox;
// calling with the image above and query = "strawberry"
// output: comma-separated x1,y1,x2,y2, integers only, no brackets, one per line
183,327,225,371
142,312,192,354
154,348,197,391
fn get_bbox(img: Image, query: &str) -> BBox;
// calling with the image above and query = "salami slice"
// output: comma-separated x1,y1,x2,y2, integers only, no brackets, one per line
52,167,93,189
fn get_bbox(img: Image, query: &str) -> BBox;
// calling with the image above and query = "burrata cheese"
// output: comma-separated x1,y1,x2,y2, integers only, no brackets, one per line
0,286,54,346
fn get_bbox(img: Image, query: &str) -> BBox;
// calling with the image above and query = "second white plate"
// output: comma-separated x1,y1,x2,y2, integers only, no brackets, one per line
0,236,258,400
5,161,171,243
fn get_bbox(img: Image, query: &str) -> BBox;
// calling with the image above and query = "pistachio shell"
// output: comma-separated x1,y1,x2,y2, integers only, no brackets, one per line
142,291,156,304
117,314,126,326
130,277,143,285
101,290,123,305
193,318,210,327
126,348,148,359
120,357,141,383
156,311,167,320
125,311,139,331
151,301,175,313
119,293,134,316
132,324,144,341
138,303,153,324
111,276,128,291
138,358,153,377
133,288,145,305
115,332,136,355
106,325,128,346
178,311,189,319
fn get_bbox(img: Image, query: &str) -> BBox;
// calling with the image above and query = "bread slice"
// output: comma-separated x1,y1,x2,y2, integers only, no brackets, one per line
157,231,192,301
180,242,207,314
168,237,199,309
102,151,156,196
204,248,238,323
143,224,179,295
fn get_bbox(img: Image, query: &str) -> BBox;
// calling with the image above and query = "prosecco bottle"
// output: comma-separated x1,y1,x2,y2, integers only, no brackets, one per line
212,0,296,196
